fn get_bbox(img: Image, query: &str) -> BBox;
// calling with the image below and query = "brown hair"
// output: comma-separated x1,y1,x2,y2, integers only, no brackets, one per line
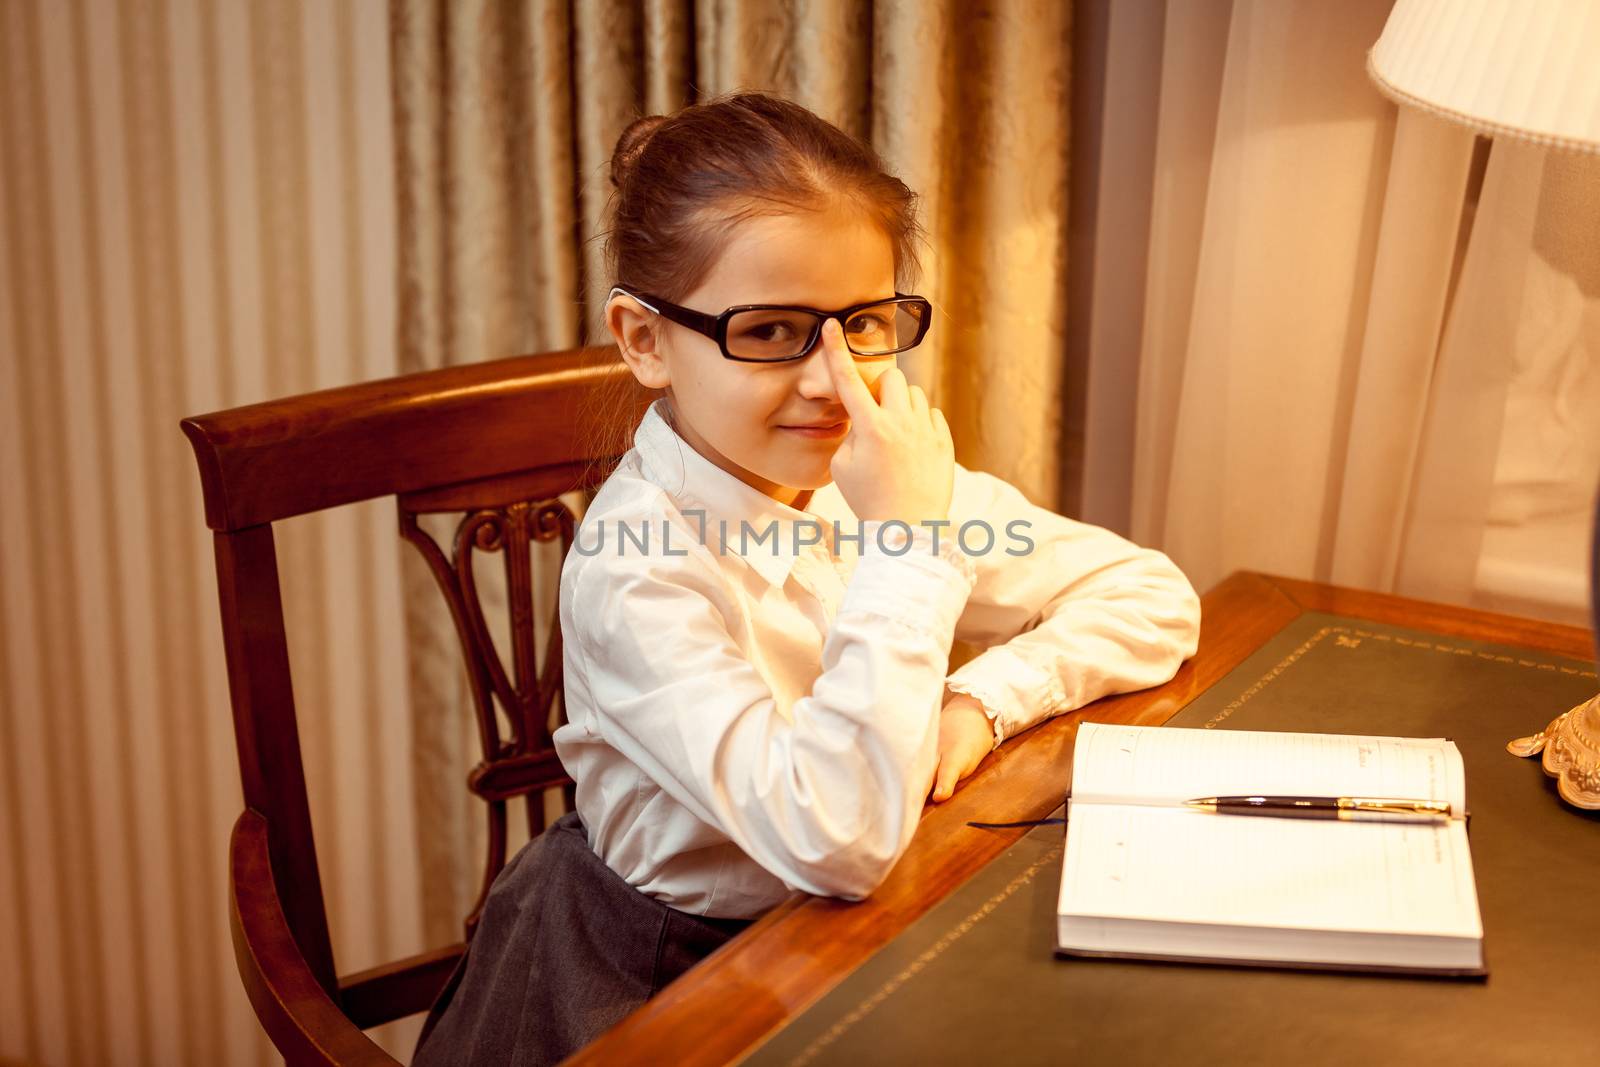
580,90,926,487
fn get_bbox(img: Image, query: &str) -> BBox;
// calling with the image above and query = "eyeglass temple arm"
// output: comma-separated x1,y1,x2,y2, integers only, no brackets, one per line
607,286,719,338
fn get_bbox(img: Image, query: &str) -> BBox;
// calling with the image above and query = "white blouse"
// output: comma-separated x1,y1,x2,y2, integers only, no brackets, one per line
553,398,1200,919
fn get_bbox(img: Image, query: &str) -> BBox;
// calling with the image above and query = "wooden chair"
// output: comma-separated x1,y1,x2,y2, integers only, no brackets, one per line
180,347,653,1065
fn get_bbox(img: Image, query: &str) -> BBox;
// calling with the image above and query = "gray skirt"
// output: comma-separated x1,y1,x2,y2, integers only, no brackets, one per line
412,810,754,1066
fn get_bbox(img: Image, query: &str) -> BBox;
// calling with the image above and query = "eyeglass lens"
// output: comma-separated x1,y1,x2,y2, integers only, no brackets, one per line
725,301,924,361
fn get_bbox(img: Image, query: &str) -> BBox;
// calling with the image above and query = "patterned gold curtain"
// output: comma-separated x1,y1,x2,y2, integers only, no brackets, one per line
390,0,1074,945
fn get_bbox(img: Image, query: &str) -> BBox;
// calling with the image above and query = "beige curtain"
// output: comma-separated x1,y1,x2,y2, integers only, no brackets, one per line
391,0,1076,948
0,1,424,1064
2,0,1074,1062
1089,0,1599,625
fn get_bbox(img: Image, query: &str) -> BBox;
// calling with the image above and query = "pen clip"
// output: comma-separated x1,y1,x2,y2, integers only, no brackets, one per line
1341,797,1453,819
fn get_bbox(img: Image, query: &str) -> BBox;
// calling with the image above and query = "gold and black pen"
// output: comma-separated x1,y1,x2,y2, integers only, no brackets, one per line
1182,796,1453,823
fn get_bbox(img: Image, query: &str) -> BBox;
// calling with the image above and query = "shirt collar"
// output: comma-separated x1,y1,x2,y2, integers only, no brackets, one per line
632,398,846,588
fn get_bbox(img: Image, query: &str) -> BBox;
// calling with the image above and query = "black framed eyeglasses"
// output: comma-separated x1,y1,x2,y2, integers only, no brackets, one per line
609,286,933,363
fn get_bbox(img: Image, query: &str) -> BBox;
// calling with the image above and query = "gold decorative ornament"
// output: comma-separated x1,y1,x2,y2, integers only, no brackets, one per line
1507,694,1600,810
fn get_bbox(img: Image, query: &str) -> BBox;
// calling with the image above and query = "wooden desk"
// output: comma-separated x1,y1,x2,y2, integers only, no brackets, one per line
569,572,1595,1066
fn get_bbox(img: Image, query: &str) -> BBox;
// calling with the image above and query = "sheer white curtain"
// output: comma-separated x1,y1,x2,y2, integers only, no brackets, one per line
1087,0,1600,625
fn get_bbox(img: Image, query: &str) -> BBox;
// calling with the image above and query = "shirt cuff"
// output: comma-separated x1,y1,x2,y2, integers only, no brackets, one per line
941,680,1004,752
944,645,1071,749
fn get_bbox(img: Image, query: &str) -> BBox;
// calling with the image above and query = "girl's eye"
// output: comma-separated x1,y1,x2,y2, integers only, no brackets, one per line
727,310,816,359
845,313,891,336
747,321,794,342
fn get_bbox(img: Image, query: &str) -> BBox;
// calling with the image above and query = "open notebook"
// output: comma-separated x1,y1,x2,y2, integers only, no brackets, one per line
1056,723,1485,975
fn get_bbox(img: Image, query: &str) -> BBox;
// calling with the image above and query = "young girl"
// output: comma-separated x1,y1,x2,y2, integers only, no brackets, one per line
415,91,1200,1065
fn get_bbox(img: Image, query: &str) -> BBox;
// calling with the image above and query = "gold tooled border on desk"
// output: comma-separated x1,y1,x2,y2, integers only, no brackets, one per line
781,840,1065,1067
774,620,1596,1064
1201,625,1597,730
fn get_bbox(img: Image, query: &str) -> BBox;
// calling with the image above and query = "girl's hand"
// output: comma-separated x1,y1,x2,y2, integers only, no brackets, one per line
821,319,954,526
929,692,997,802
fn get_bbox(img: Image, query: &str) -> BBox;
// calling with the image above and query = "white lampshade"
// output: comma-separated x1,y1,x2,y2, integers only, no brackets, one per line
1368,0,1600,152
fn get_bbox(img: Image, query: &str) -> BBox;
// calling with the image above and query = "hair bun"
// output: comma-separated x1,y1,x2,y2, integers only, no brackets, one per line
611,115,668,190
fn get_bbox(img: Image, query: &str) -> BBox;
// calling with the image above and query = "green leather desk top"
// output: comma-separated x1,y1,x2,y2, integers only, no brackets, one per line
740,612,1600,1066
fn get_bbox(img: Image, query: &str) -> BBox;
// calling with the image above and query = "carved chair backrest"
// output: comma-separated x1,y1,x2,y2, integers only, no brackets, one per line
181,346,652,1025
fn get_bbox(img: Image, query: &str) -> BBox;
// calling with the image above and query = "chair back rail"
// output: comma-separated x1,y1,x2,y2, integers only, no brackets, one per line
183,347,654,1053
181,346,633,532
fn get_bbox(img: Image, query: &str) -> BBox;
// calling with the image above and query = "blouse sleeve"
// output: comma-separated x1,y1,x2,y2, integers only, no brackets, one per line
941,462,1201,749
565,515,977,901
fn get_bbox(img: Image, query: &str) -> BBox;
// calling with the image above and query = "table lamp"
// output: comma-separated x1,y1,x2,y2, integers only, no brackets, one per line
1367,0,1600,808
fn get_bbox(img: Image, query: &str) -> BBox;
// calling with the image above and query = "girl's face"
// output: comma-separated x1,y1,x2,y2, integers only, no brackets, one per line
611,204,899,508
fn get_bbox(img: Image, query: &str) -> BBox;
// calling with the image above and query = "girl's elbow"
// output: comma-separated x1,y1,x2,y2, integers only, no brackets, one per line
782,822,909,901
798,848,898,901
1172,588,1202,657
1142,553,1201,656
762,748,925,900
1144,549,1200,602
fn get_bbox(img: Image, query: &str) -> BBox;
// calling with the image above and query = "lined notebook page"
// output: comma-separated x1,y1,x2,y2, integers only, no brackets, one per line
1059,804,1483,938
1071,723,1467,813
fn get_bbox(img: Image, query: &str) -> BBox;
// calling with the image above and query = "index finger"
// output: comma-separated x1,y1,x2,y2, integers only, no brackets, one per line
821,319,878,420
